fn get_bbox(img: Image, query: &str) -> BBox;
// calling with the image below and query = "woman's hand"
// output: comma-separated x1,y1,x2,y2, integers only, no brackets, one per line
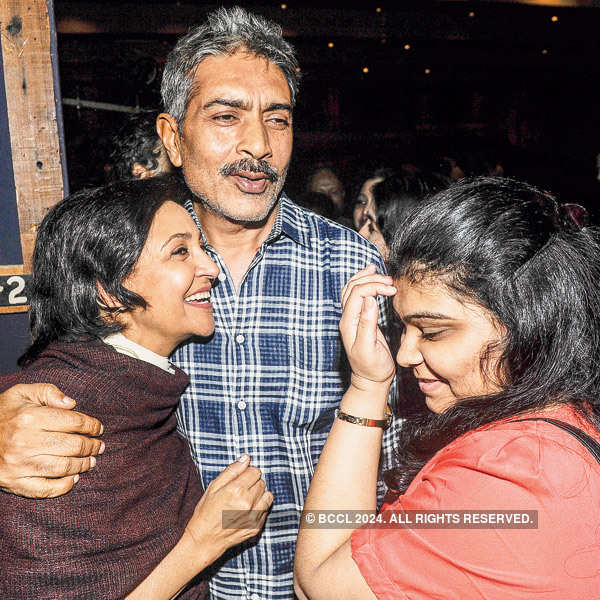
295,265,394,600
340,265,397,390
184,455,273,568
126,456,272,599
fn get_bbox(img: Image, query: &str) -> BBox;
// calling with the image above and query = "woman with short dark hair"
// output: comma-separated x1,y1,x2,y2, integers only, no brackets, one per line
0,176,272,599
295,177,600,599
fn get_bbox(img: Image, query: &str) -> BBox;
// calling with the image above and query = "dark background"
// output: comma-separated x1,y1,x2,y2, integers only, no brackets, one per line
54,0,600,213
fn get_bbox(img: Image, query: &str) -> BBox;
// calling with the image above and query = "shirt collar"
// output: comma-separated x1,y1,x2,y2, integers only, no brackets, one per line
183,193,312,250
103,332,176,374
277,194,312,248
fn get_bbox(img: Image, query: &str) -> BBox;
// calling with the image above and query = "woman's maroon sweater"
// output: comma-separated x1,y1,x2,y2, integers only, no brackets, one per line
0,340,208,599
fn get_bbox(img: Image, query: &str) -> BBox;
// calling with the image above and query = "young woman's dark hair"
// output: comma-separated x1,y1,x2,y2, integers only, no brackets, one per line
20,175,194,366
372,171,451,244
385,176,600,494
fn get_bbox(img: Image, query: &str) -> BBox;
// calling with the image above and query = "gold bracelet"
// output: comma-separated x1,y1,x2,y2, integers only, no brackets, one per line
335,404,392,430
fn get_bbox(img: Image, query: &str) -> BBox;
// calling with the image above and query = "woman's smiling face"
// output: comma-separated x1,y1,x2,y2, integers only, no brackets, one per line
119,201,220,356
392,276,504,413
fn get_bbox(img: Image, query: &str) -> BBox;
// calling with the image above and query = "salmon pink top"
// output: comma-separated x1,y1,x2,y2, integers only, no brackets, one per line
351,405,600,599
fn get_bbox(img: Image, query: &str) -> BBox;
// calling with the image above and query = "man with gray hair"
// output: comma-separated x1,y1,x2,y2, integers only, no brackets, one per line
0,7,396,599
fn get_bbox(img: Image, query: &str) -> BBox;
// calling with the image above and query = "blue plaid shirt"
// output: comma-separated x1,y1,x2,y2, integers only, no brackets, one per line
173,195,400,599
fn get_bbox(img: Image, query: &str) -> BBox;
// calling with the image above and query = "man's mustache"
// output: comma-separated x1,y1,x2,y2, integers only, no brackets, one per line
220,159,278,183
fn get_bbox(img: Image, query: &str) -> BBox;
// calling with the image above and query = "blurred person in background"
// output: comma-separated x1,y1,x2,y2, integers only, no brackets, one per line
106,110,174,181
308,165,345,214
354,169,450,259
294,190,337,220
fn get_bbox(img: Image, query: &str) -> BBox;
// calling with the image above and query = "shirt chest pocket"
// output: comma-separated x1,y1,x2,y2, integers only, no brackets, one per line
252,333,345,430
257,331,344,373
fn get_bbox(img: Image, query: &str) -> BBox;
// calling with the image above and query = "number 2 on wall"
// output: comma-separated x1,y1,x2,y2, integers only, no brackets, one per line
6,276,27,304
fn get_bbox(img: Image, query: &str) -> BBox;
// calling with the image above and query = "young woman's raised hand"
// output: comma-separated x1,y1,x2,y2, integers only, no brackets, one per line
339,265,397,389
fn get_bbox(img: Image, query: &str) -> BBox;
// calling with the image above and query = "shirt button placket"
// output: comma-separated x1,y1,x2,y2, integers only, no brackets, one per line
234,331,247,466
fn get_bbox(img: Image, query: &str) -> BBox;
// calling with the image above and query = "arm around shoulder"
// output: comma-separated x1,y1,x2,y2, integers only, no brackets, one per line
0,382,103,498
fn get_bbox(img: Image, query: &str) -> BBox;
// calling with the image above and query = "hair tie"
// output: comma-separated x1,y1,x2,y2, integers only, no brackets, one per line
559,203,589,232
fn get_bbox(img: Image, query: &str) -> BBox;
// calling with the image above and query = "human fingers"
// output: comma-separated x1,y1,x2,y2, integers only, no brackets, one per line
343,264,378,288
341,273,394,309
225,488,271,531
353,296,379,352
27,453,100,478
37,408,103,436
248,485,273,521
248,476,267,501
0,406,104,496
5,405,102,441
340,280,396,337
1,474,80,499
206,454,250,493
342,268,393,292
341,265,378,300
213,467,264,518
249,492,272,529
230,482,271,531
227,511,268,545
230,465,263,490
255,489,274,512
30,431,105,458
12,383,77,409
2,432,103,482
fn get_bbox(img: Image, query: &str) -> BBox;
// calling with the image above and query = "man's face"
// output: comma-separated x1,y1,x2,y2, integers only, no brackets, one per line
161,50,293,224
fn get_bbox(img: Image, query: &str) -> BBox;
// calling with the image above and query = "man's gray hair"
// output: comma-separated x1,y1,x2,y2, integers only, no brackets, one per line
161,6,300,126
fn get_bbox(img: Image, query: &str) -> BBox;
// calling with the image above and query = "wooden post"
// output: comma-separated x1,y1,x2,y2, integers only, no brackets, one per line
0,0,65,315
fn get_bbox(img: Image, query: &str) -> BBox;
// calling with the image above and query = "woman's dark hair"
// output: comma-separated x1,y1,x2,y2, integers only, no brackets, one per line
385,176,600,494
372,171,451,244
19,176,194,366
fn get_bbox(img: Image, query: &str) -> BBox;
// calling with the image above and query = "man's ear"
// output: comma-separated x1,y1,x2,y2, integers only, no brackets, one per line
156,113,183,168
96,282,124,311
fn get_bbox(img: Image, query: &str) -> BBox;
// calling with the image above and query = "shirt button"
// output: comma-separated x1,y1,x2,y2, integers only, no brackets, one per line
251,595,260,600
218,272,227,282
235,334,245,344
237,400,247,410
